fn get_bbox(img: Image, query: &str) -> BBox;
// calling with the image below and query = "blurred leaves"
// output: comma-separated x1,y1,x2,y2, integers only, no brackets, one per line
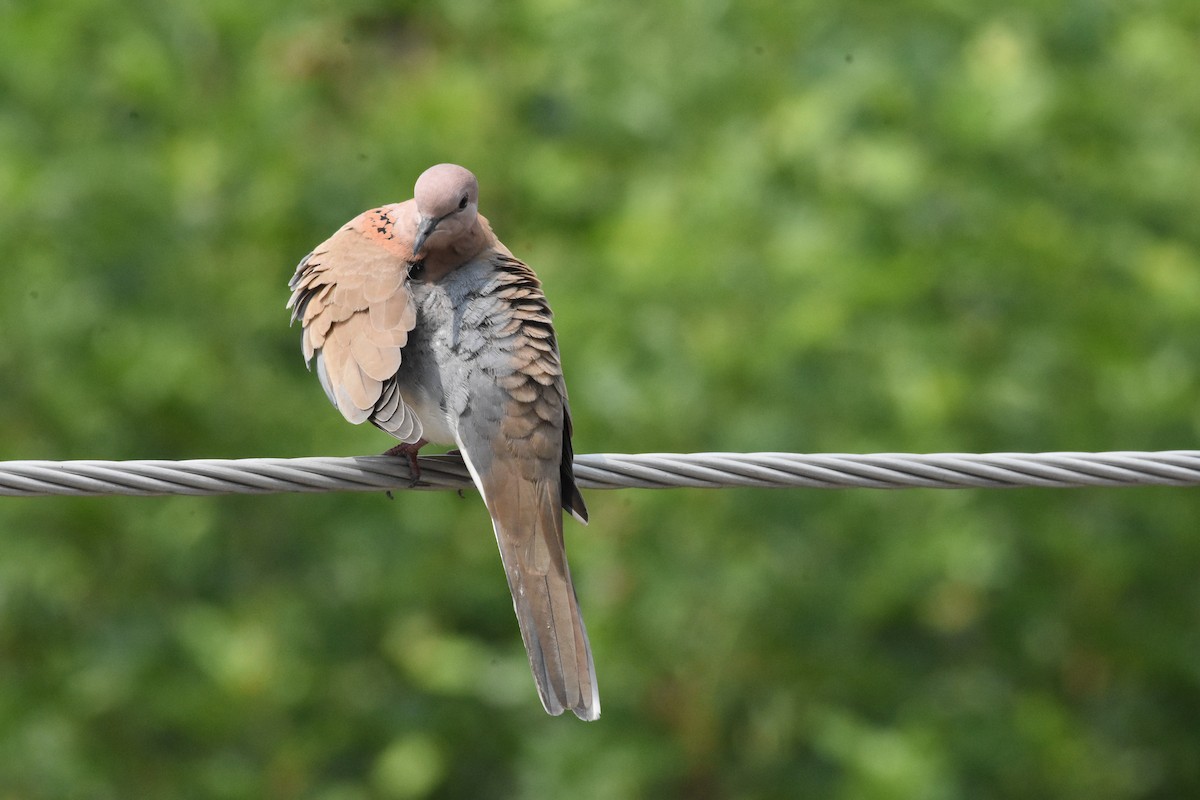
2,0,1200,797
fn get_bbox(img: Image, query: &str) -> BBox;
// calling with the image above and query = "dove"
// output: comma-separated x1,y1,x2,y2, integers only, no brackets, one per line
287,164,599,720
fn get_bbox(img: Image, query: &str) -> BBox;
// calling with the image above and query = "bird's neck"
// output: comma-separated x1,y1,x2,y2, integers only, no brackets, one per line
421,214,502,282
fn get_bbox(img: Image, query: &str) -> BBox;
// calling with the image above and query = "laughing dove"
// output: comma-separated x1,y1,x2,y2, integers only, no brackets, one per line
287,164,598,720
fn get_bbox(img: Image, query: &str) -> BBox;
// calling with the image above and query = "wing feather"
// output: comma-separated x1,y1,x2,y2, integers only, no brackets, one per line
287,202,423,441
453,252,596,718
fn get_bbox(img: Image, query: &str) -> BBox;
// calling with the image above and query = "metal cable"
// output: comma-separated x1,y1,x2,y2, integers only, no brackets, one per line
1,451,1198,498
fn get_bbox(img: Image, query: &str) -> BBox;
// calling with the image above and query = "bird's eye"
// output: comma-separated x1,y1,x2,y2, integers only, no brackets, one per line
458,195,469,210
407,260,425,280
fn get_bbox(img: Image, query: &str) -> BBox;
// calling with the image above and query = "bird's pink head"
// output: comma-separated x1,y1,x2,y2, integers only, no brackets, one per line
412,163,480,255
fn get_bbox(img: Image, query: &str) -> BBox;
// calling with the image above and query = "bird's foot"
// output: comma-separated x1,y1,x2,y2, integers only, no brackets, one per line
384,438,428,486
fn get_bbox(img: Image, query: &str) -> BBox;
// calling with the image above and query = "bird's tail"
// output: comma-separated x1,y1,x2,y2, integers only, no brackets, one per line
480,463,599,721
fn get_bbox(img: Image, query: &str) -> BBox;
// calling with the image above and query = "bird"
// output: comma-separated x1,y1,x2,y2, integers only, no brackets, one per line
286,163,599,720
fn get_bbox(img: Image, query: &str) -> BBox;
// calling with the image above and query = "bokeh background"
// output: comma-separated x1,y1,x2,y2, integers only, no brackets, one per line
3,1,1200,797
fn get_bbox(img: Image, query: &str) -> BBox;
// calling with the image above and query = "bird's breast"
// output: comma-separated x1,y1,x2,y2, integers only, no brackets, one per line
394,263,529,446
387,283,453,445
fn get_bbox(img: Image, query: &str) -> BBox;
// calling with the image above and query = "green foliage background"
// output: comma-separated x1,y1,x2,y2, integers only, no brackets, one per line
2,1,1199,797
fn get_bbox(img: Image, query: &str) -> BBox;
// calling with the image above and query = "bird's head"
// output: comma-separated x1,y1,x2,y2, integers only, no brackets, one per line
412,163,480,256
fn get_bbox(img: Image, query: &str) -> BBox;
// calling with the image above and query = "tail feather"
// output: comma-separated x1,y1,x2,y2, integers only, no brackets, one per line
469,456,598,720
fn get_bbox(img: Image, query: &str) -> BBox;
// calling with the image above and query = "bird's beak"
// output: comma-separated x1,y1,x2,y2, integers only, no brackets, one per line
413,215,439,256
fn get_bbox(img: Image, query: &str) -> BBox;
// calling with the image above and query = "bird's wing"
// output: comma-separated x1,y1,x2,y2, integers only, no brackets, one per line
286,202,422,441
452,253,597,719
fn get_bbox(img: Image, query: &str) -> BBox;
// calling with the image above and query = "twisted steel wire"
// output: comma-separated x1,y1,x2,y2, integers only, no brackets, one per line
1,451,1198,498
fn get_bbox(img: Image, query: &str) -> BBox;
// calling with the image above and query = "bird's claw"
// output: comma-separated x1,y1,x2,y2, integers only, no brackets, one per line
383,439,428,487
